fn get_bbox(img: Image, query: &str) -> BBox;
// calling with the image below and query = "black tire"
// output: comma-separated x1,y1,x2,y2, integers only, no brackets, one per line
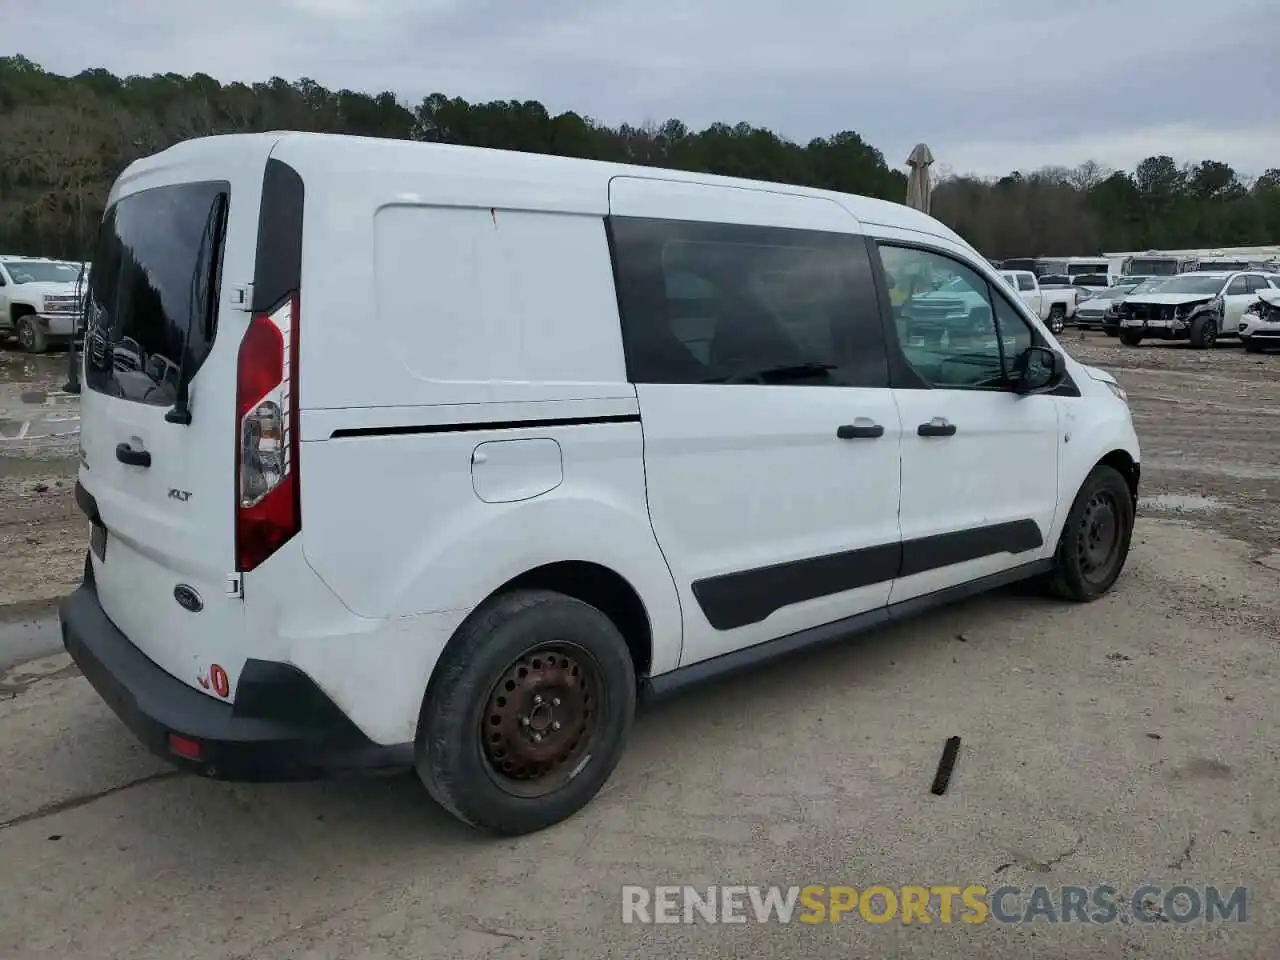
1188,313,1217,349
16,316,48,354
1048,305,1066,334
1103,327,1119,338
1244,340,1261,354
1119,330,1143,347
1047,464,1135,602
415,588,637,836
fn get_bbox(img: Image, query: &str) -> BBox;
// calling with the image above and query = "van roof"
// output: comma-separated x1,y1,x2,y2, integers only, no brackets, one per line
119,130,967,248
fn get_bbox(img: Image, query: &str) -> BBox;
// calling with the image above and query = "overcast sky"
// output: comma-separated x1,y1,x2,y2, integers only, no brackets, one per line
10,0,1280,179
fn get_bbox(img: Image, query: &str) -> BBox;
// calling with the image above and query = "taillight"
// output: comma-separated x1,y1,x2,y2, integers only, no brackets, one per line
235,295,300,572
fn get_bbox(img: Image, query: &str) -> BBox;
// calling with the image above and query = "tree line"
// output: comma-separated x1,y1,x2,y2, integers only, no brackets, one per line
2,55,1277,262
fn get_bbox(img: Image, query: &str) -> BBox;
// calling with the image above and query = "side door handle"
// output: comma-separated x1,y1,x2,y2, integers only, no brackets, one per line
115,442,152,468
837,422,885,440
917,417,956,438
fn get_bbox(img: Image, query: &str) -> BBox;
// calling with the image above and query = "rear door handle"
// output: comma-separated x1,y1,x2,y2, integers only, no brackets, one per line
837,422,884,440
115,442,151,468
917,418,956,438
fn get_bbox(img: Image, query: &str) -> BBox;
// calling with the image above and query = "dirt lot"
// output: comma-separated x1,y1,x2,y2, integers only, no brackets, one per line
1,335,1279,959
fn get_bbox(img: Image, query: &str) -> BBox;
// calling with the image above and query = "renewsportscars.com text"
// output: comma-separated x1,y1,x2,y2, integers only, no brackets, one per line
621,884,1248,925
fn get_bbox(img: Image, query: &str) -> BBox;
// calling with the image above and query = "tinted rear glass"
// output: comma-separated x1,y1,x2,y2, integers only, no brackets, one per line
84,181,229,406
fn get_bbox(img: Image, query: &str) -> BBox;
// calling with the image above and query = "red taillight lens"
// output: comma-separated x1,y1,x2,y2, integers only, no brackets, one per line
168,733,203,760
235,295,300,572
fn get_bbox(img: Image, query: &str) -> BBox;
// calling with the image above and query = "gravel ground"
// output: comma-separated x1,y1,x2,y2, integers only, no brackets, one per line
1,334,1279,959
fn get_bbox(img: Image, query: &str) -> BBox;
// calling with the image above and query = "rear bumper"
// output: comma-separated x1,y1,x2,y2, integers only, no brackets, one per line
60,570,412,782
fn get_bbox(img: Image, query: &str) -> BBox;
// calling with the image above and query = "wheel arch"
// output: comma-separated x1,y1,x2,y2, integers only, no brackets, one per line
1097,448,1140,504
421,560,657,718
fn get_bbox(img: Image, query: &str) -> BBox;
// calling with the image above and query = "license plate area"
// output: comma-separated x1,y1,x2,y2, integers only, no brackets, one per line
90,521,107,561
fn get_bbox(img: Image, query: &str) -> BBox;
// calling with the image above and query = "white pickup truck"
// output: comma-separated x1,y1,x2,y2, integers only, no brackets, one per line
1000,270,1081,333
0,256,87,353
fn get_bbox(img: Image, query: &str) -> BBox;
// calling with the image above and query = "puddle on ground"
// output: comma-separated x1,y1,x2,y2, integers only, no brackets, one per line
0,350,70,385
1142,493,1227,513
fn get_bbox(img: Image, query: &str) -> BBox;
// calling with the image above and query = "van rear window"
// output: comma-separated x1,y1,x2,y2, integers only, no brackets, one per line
84,181,229,406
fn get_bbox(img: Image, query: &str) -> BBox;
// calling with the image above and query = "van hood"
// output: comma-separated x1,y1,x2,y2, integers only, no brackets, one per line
1080,364,1118,386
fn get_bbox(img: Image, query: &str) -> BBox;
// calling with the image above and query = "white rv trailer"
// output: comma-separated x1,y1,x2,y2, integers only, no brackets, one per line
1108,246,1280,278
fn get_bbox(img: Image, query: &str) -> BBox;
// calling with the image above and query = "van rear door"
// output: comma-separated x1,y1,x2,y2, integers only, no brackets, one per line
79,151,267,700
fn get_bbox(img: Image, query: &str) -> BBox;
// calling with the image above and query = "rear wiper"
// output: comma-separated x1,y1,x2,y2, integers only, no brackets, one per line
706,362,838,385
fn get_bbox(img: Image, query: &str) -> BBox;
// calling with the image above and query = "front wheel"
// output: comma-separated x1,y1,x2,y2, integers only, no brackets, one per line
1189,314,1217,349
1244,339,1261,354
1047,464,1135,602
1103,327,1119,338
415,589,637,836
16,316,48,354
1119,329,1143,347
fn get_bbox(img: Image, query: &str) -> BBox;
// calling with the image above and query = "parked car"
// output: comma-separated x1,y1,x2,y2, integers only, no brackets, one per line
1100,278,1164,337
60,132,1141,836
998,270,1079,333
0,256,86,353
1071,273,1112,297
1038,274,1072,287
1117,271,1278,348
1239,288,1280,353
1074,277,1151,332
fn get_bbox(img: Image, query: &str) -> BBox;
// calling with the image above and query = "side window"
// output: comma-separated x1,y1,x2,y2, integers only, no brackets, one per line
1226,277,1249,295
608,217,888,387
1245,275,1268,293
878,244,1032,391
1018,274,1036,292
992,292,1034,360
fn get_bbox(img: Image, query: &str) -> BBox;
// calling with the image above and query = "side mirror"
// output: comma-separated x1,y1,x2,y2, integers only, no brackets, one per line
1013,345,1065,395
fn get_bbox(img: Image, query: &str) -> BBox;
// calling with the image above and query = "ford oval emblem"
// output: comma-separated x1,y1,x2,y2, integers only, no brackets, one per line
174,584,203,612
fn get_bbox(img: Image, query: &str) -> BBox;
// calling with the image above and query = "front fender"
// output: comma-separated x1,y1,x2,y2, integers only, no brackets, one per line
1046,401,1141,554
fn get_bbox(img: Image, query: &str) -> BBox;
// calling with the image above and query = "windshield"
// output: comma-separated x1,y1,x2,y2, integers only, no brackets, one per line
84,181,229,406
1067,263,1108,277
1,261,82,284
1128,258,1181,276
1100,284,1139,299
1127,279,1166,294
1075,274,1110,286
1144,275,1225,295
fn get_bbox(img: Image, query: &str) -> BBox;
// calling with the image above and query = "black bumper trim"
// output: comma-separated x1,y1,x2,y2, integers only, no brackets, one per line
60,579,411,782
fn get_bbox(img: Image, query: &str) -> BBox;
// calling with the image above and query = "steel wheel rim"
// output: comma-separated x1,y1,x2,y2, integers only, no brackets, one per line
1077,490,1122,583
18,322,33,350
479,641,606,799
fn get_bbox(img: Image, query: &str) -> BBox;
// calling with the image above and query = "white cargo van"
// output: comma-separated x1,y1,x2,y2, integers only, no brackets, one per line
61,132,1141,835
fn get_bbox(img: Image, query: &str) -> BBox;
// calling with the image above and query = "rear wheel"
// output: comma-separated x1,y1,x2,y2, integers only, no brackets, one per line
16,316,48,354
416,589,636,835
1119,330,1143,347
1048,305,1066,334
1047,464,1134,602
1189,314,1217,349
